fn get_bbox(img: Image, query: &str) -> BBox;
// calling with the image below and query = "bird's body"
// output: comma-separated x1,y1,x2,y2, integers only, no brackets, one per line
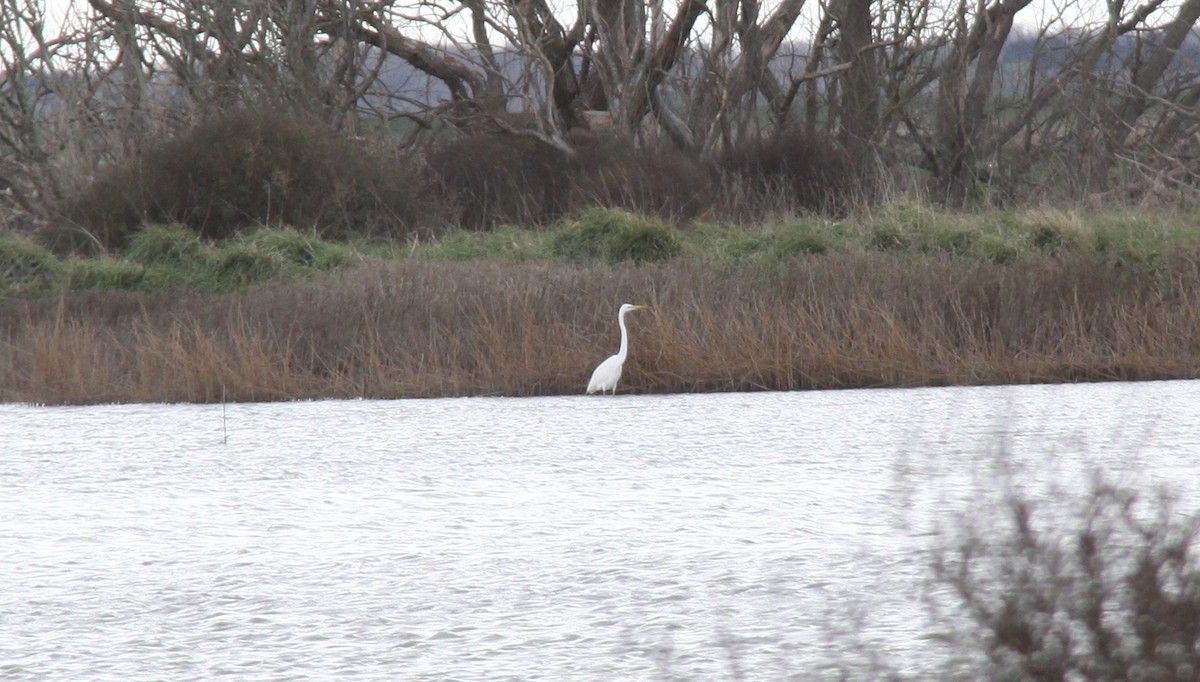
586,354,626,395
586,303,646,394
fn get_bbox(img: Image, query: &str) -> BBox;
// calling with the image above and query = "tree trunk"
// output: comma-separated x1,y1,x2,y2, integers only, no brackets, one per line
931,0,1032,205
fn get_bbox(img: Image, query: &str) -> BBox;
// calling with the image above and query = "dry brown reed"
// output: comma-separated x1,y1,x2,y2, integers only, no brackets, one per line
2,251,1200,404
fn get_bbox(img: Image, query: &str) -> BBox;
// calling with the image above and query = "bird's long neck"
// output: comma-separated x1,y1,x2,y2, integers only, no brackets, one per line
616,308,631,362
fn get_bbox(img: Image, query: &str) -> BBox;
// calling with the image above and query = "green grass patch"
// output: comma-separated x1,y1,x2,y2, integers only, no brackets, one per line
0,233,62,297
129,225,358,290
971,234,1023,265
1088,209,1196,270
198,226,357,290
3,224,363,296
923,226,977,256
66,257,146,290
126,224,205,266
689,218,834,270
207,242,287,289
418,225,556,262
552,208,682,264
11,199,1200,298
242,226,351,269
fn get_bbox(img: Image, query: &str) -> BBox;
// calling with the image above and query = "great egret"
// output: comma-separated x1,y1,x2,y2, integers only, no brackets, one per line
586,303,647,395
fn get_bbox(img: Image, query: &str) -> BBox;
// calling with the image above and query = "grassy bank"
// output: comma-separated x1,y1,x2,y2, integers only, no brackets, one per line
3,201,1200,404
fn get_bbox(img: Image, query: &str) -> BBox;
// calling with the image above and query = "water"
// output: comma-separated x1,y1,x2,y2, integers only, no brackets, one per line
2,381,1199,680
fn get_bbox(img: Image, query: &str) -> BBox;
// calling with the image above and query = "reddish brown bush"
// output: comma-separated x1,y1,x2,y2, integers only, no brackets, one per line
570,134,714,221
425,133,573,229
716,130,855,216
425,131,717,228
49,110,438,252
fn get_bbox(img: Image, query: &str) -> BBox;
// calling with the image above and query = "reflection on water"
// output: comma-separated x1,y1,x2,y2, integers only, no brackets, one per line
2,381,1198,679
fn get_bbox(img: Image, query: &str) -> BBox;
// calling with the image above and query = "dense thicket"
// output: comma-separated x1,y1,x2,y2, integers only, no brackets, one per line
49,111,855,246
47,111,437,252
4,0,1200,239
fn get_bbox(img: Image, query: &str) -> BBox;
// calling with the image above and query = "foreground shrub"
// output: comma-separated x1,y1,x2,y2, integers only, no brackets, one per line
552,208,681,264
200,227,352,289
0,233,61,296
773,223,831,256
125,224,205,266
207,240,289,289
53,110,436,251
242,226,351,270
934,477,1200,680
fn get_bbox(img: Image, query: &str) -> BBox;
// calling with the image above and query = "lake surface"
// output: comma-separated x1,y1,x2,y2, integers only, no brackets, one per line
2,381,1199,680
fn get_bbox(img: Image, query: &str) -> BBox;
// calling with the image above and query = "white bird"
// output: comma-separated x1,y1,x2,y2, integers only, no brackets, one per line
587,303,647,395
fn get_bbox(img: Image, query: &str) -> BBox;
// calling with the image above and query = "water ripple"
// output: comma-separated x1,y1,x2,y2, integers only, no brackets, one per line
2,381,1199,679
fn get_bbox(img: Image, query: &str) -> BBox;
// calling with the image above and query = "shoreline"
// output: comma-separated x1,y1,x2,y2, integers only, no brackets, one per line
4,251,1198,405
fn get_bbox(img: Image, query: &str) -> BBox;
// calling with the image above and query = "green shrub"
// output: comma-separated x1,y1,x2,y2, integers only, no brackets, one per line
311,243,354,271
1028,223,1079,253
886,198,944,232
774,222,831,256
924,227,976,256
208,241,289,289
37,219,117,255
551,210,614,261
422,226,554,262
720,232,772,262
552,208,681,264
245,226,354,271
863,201,964,252
1090,218,1172,271
978,210,1022,234
973,234,1022,265
126,224,205,265
605,219,682,264
66,257,146,290
869,224,913,251
0,233,61,295
244,226,320,265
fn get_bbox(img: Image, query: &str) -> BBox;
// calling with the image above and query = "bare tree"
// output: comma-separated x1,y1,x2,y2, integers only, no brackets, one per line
0,0,96,225
927,0,1035,204
5,0,1200,230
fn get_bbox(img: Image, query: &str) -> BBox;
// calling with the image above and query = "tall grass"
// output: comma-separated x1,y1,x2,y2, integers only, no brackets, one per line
3,248,1199,404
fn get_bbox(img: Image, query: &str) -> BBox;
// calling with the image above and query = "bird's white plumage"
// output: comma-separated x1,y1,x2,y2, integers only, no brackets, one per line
586,303,645,394
586,354,625,394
